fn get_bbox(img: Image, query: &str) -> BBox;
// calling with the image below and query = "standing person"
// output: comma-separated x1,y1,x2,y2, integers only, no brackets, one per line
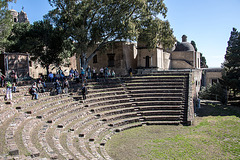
112,70,116,78
104,67,109,81
5,81,12,102
197,97,201,109
69,68,74,80
63,78,70,94
30,82,38,100
54,79,62,95
99,67,104,78
0,69,5,87
74,69,80,83
129,67,133,77
11,70,18,84
48,72,54,82
87,66,91,79
57,67,64,81
69,68,74,76
92,67,96,80
80,67,85,83
81,84,87,100
12,83,16,93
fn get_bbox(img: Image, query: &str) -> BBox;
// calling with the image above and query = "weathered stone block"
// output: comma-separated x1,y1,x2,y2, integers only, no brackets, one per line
9,148,19,156
79,134,84,137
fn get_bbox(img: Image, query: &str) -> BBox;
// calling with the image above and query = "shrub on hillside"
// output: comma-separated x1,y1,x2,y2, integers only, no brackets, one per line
199,83,227,104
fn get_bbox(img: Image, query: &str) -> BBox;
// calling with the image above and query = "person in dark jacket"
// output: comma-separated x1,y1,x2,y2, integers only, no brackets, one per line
54,79,62,95
81,84,87,100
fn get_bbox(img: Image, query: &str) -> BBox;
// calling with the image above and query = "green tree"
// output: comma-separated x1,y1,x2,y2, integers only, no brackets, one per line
200,53,208,68
28,20,74,75
199,83,227,104
223,27,240,97
6,20,74,75
47,0,175,69
0,0,16,51
191,40,197,51
5,22,31,52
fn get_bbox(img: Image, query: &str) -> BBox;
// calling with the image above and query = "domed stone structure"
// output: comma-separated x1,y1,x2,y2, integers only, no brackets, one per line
10,9,18,22
174,35,195,52
9,8,29,23
171,35,201,70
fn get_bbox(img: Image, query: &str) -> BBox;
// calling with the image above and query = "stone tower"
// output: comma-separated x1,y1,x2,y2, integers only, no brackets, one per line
10,9,29,23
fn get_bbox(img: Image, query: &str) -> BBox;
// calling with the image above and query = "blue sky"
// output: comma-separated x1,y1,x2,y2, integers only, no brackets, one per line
9,0,240,68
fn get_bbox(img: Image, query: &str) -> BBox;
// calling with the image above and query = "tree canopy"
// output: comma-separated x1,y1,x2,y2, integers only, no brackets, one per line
47,0,176,68
0,0,16,51
223,27,240,96
5,22,31,52
6,20,74,74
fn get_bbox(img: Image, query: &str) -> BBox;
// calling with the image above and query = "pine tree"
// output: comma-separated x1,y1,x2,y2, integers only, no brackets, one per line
223,28,240,97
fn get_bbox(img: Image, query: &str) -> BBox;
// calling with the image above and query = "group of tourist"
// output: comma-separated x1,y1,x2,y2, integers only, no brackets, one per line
29,76,48,100
29,75,70,100
2,66,117,102
1,70,19,103
46,66,116,84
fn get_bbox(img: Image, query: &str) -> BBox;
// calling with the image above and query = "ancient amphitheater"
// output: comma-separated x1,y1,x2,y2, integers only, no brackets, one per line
0,71,193,159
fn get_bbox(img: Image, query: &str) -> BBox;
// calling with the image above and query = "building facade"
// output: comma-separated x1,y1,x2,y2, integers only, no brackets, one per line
83,35,202,75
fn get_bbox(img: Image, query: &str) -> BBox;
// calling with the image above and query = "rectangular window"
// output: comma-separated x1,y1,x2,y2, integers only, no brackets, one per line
29,61,32,67
108,54,115,67
93,55,97,63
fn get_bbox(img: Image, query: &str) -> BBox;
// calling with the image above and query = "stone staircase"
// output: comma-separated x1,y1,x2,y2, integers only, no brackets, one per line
0,71,194,159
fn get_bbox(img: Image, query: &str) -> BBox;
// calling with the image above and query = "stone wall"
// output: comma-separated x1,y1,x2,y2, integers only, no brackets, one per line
29,55,77,79
84,41,137,76
202,68,222,87
0,53,29,79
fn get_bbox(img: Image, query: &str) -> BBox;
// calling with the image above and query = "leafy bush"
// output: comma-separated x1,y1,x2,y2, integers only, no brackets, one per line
199,83,227,104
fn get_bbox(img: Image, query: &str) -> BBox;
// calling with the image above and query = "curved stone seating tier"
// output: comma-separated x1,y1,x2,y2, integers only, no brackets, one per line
126,86,185,91
87,90,126,99
125,81,184,86
4,95,81,157
87,85,124,93
0,72,191,159
124,78,185,83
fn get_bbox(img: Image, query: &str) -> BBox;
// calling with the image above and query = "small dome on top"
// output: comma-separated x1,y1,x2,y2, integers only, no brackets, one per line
174,35,195,52
10,9,18,16
10,9,17,12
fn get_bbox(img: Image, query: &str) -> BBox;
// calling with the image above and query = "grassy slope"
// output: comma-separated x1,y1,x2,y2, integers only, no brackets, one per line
106,102,240,160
